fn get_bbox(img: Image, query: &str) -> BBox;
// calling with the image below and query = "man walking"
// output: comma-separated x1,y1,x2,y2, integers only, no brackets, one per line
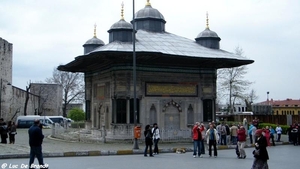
28,119,48,169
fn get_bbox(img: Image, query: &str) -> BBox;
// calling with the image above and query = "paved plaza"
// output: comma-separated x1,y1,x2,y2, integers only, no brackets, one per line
0,145,298,169
0,128,297,169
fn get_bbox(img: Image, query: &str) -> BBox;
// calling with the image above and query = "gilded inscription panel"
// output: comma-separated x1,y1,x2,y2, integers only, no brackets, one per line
146,83,198,96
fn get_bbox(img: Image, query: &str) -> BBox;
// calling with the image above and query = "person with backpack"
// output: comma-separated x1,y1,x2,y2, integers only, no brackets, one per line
220,123,227,145
144,124,153,157
152,123,160,155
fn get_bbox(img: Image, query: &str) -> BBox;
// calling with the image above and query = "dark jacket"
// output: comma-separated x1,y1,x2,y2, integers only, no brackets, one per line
253,136,269,161
144,129,153,146
28,124,44,147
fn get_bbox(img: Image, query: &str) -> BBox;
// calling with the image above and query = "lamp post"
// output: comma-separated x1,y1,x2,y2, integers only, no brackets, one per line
267,91,270,114
132,0,139,149
0,78,11,118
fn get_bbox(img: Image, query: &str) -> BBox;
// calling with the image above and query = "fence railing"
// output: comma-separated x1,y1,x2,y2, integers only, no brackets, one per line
51,124,192,143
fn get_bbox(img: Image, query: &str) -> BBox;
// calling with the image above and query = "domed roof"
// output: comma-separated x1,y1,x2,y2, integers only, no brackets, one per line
135,3,165,21
196,28,220,39
110,19,133,30
84,37,105,46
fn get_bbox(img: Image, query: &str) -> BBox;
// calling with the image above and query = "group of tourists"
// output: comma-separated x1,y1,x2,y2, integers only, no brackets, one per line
0,118,17,144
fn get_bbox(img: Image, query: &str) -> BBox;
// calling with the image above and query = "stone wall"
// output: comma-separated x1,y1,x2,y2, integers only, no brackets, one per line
30,83,63,116
0,37,13,120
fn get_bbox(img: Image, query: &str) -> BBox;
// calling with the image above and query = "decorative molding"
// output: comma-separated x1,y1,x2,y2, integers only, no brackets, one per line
162,100,182,112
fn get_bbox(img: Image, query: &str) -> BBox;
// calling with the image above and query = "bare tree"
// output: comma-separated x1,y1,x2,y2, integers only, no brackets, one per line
244,89,259,111
217,46,253,114
46,68,84,117
24,83,31,116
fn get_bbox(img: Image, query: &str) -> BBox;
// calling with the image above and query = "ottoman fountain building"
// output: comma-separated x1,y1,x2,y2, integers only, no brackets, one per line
58,1,253,139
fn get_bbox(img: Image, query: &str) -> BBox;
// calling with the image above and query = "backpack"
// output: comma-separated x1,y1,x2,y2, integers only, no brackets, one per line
221,126,226,135
225,125,230,135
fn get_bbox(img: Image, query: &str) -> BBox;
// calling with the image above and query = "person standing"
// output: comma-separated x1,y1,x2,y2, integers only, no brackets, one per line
269,126,275,146
237,126,247,159
0,119,8,144
230,124,238,145
28,119,47,169
206,124,219,157
291,125,298,146
252,125,257,144
192,122,202,158
264,126,271,147
220,123,227,145
248,123,254,144
251,129,269,169
275,124,282,142
8,121,17,144
152,123,160,155
200,123,206,155
144,124,153,157
252,117,259,129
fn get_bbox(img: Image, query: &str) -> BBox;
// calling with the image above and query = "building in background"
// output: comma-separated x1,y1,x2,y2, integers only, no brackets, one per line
0,37,63,121
253,98,300,115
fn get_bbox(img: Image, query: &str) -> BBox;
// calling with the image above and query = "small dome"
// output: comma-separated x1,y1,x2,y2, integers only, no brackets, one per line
84,37,105,46
135,5,165,20
110,19,133,30
196,28,219,38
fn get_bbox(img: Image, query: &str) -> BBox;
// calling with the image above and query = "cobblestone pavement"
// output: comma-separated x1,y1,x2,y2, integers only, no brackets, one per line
0,128,289,159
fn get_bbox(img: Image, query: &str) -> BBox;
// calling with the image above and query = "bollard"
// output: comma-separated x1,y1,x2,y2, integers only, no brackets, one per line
102,125,106,143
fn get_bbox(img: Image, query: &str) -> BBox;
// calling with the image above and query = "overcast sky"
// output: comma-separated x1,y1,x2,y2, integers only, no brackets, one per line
0,0,299,103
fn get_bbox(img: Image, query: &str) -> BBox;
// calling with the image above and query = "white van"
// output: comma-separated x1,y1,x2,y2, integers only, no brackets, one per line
16,115,54,128
47,116,64,124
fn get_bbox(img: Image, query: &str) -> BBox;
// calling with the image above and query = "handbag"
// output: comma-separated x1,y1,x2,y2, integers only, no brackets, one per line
253,149,260,156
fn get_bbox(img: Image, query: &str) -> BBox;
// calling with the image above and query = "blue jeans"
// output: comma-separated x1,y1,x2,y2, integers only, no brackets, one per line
231,136,237,145
221,135,227,145
144,145,153,156
153,138,160,154
200,139,205,154
29,146,46,169
193,140,202,156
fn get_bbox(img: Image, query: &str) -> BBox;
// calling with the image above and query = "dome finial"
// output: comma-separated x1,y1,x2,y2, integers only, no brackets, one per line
94,23,97,37
121,1,124,20
146,0,151,6
206,12,209,29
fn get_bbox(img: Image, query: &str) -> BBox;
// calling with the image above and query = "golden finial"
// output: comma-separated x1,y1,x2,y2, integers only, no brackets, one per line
121,1,124,20
146,0,151,6
93,23,97,37
206,12,209,29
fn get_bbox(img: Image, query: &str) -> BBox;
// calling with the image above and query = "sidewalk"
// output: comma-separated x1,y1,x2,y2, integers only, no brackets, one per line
0,129,289,159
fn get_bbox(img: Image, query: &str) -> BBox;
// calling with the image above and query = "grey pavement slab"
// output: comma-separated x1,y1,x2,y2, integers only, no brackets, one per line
0,145,298,169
